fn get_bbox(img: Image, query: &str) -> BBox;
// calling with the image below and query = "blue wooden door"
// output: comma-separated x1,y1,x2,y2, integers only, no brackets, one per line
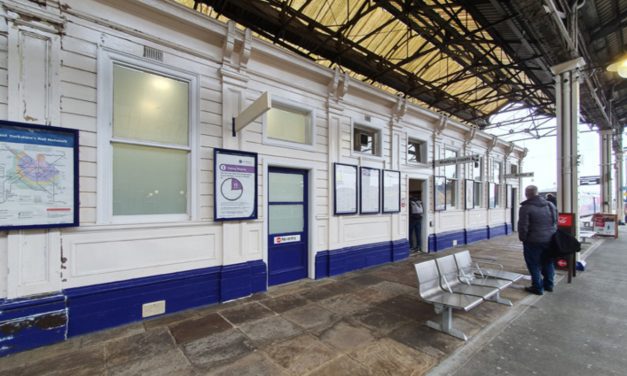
268,168,308,286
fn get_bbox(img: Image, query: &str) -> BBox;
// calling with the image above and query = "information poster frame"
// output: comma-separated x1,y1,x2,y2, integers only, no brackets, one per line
213,148,258,221
360,166,381,214
382,169,401,213
465,179,474,210
333,162,358,215
0,120,79,231
434,175,446,211
488,182,496,209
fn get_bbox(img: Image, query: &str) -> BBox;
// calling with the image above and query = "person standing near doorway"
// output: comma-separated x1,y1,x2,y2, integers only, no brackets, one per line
518,185,557,295
409,197,423,252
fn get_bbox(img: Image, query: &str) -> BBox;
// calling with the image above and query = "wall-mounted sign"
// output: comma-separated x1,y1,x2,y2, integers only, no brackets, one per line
579,176,600,185
214,148,258,221
360,167,380,214
504,172,534,179
334,163,358,215
433,154,481,167
273,234,301,244
0,121,79,231
382,170,401,213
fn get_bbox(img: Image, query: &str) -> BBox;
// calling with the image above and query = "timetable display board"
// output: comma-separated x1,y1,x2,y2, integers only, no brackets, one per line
360,167,380,214
382,169,400,213
214,148,258,221
0,121,79,230
465,179,474,210
334,163,358,215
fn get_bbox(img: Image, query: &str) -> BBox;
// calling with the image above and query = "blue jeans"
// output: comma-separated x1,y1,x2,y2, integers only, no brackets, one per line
523,241,555,292
410,218,422,249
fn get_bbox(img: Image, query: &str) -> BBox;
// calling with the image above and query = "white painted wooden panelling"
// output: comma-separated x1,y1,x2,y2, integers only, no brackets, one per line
344,219,392,245
62,225,222,288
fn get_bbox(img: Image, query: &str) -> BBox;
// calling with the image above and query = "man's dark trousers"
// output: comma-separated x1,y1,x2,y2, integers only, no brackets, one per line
523,241,555,292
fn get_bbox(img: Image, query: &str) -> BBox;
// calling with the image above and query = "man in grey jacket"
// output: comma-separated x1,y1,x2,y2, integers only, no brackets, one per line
518,185,557,295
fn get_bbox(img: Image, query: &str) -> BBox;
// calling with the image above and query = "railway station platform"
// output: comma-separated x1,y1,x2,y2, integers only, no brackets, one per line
0,229,622,376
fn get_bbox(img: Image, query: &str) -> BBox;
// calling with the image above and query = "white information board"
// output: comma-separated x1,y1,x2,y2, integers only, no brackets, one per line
0,121,78,230
382,170,400,213
214,148,258,220
334,163,358,215
360,167,380,214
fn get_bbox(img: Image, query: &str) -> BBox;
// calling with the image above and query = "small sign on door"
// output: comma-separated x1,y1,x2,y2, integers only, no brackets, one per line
274,235,301,244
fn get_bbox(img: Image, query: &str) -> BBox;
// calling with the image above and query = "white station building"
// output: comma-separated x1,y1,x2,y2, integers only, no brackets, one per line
0,0,527,355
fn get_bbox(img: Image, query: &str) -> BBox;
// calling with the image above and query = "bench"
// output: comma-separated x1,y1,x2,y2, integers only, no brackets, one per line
579,231,595,243
414,252,522,340
457,250,524,283
437,254,513,306
414,260,483,341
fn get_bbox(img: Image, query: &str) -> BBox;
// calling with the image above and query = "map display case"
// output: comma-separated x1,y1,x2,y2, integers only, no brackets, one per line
0,121,79,230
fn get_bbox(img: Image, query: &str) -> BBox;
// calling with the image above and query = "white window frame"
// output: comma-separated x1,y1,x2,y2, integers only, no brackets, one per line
407,137,428,165
97,48,198,224
351,117,384,160
492,159,502,208
262,96,316,151
443,148,459,209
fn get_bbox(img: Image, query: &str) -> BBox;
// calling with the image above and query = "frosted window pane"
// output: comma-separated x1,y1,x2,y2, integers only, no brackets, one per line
267,106,311,144
269,205,304,234
113,143,188,215
269,173,304,202
113,65,189,146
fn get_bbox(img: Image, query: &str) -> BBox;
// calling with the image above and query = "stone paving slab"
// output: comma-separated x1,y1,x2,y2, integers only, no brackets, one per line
0,233,603,375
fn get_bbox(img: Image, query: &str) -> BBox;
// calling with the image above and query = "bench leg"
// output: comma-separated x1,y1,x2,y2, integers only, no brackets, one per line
486,291,512,306
426,306,468,341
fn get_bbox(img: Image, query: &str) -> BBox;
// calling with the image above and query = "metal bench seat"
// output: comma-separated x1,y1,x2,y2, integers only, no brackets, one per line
456,250,524,283
435,255,500,300
453,251,515,306
414,260,483,341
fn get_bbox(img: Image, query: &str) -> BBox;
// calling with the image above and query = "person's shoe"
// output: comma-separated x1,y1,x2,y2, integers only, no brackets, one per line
524,286,543,295
544,286,554,292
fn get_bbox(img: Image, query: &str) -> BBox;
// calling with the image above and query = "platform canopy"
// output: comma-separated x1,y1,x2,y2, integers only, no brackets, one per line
178,0,625,135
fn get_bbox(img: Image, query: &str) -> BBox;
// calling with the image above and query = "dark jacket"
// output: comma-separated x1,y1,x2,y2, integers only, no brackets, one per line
518,195,557,243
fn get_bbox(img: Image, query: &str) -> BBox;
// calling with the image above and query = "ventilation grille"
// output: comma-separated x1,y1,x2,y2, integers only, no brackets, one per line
143,46,163,62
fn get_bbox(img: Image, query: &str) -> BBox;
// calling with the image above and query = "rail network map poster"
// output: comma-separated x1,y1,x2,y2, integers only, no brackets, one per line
0,121,79,230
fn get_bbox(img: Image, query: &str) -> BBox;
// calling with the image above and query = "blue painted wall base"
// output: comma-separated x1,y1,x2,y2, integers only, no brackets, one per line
429,224,512,253
0,295,67,357
315,239,409,279
2,260,267,357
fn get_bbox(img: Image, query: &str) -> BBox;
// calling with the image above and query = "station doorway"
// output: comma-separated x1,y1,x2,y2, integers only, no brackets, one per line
267,167,309,286
408,179,427,252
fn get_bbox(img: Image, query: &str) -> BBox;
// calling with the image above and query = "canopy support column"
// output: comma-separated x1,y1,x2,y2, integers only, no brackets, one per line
552,58,584,273
600,130,613,213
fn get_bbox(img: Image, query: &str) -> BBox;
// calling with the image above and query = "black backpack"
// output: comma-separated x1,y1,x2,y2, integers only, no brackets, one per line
549,229,581,257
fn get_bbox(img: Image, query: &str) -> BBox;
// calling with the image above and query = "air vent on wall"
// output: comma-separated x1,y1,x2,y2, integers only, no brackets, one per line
143,46,163,62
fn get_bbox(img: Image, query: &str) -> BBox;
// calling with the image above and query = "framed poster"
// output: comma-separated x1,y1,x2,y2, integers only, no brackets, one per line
488,182,496,209
334,163,358,215
0,121,79,231
360,167,380,214
214,148,258,221
465,179,474,210
382,169,401,213
506,184,512,208
434,176,446,211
